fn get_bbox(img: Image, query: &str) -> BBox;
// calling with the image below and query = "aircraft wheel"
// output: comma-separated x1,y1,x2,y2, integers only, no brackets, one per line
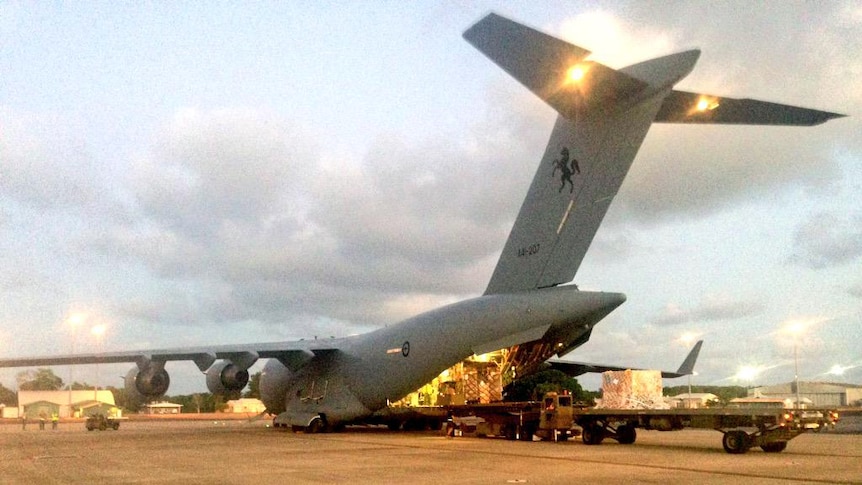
761,441,787,453
307,416,327,434
582,424,605,445
386,420,402,431
617,424,636,445
722,430,751,454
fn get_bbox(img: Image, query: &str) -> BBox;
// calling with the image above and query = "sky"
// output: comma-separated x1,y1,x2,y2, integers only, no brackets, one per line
1,1,860,395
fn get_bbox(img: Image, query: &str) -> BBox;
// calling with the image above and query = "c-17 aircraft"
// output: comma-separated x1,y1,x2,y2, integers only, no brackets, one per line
0,14,843,432
549,340,703,378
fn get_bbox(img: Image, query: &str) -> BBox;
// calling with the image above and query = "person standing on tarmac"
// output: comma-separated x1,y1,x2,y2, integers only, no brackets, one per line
52,412,59,430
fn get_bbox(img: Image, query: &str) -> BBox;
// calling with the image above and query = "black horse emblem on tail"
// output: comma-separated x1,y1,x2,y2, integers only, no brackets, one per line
551,147,580,193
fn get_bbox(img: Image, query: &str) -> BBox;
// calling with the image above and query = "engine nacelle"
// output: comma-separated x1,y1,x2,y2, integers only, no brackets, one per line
206,361,249,394
260,359,293,415
125,365,170,405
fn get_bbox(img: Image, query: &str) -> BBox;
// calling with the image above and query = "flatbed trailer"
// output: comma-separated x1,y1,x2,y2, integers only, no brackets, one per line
573,407,837,454
433,393,839,454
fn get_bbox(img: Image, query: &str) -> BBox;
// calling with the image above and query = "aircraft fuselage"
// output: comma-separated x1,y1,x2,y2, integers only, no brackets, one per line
260,287,625,427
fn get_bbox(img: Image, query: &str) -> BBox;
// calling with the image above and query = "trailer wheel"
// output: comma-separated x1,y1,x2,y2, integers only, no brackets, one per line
760,441,787,453
582,424,604,445
616,424,636,445
518,424,536,441
722,430,751,454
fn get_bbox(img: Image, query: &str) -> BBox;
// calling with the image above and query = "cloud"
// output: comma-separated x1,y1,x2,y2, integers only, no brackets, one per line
558,10,681,68
789,212,862,269
128,108,318,237
0,108,103,210
549,6,858,227
652,295,765,326
82,95,552,328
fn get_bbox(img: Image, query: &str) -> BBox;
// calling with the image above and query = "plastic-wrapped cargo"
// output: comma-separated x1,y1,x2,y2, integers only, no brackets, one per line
599,369,669,409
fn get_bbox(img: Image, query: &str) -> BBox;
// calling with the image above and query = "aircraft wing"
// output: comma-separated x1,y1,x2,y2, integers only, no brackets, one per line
654,90,845,125
548,340,703,378
0,339,344,373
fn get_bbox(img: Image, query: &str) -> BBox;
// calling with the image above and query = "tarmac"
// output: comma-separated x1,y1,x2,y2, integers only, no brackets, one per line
1,419,861,484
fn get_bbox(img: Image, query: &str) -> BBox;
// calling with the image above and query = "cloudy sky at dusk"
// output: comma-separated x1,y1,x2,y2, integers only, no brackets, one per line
1,1,859,394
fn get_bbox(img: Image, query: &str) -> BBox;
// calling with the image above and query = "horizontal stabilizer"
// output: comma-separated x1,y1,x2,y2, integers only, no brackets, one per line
655,90,845,125
463,13,648,119
548,340,703,378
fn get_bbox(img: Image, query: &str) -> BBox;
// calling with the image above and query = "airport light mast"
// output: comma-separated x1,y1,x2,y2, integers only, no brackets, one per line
67,313,85,417
785,321,806,410
91,324,106,402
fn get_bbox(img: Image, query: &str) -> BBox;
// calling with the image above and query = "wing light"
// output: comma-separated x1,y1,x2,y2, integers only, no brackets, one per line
567,65,587,83
695,96,719,112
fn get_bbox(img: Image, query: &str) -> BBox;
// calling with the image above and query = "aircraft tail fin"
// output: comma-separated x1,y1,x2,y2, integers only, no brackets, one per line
466,14,697,294
662,340,703,378
466,13,843,295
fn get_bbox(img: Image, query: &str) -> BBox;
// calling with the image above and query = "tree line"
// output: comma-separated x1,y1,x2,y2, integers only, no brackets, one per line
1,367,752,411
0,368,262,413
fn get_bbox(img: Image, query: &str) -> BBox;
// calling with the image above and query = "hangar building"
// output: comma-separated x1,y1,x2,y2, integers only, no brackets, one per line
749,382,862,407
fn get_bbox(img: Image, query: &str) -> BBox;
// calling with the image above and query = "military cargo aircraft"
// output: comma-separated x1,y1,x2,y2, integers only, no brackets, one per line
0,13,842,431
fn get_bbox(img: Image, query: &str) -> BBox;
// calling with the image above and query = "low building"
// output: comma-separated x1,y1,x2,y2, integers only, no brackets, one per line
18,390,117,418
749,382,862,408
0,403,16,419
729,397,804,409
22,400,60,420
226,398,266,414
666,393,718,409
142,401,183,414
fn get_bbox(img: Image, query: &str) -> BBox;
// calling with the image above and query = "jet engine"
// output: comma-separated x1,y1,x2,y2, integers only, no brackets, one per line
125,364,170,405
260,359,293,415
206,361,249,394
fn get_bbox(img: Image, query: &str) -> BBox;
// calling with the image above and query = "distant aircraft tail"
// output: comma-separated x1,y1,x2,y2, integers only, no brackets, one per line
663,340,703,378
547,339,704,378
465,13,843,295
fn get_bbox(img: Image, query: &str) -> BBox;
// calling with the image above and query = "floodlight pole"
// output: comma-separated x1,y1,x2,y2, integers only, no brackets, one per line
794,339,800,411
69,330,75,416
687,373,692,409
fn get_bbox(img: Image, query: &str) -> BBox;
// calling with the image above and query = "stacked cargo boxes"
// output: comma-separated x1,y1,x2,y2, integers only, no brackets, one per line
599,369,669,409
